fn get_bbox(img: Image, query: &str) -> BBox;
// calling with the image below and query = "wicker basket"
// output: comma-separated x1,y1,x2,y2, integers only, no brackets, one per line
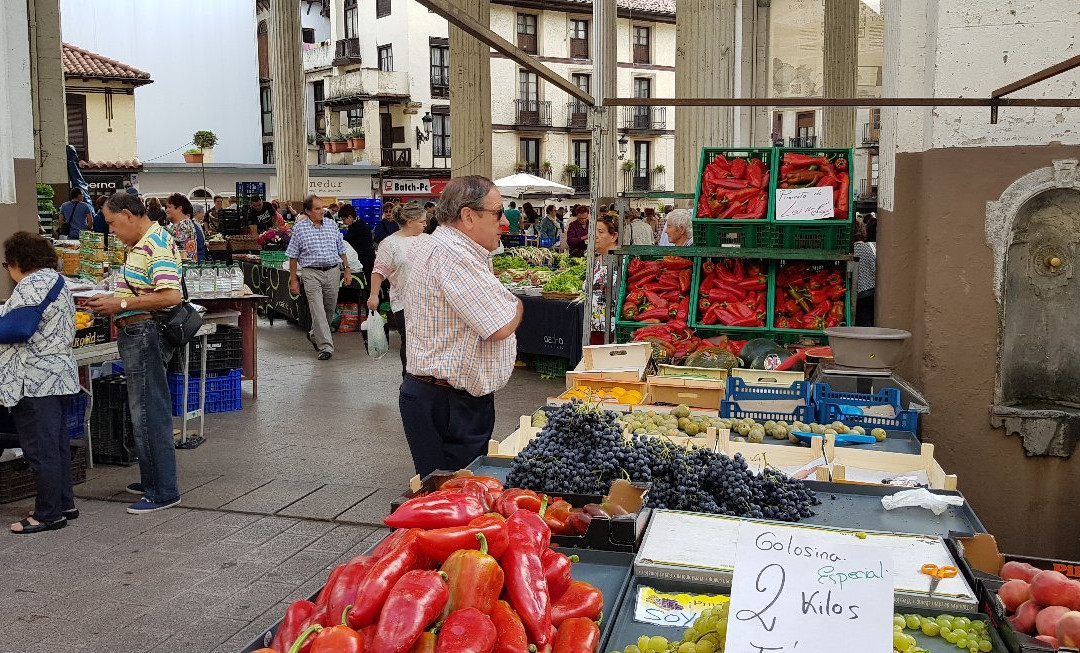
541,291,582,301
206,240,229,252
228,235,260,252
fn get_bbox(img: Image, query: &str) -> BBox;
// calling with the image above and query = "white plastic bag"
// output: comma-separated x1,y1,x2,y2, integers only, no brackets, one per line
361,311,389,359
881,488,965,515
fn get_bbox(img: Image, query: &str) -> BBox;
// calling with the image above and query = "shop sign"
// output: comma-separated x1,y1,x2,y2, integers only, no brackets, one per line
382,178,448,196
309,176,370,198
84,174,129,194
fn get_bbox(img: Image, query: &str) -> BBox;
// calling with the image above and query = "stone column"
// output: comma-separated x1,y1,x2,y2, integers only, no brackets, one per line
269,0,308,203
28,0,66,187
747,0,772,145
676,0,736,198
822,0,858,148
448,0,491,178
593,0,617,202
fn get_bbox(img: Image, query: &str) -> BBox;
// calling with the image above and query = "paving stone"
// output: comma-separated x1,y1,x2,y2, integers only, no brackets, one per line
225,515,300,545
276,483,378,520
305,524,377,553
257,547,337,585
285,519,338,537
180,476,275,510
147,616,249,653
333,488,401,525
220,479,323,514
213,579,295,622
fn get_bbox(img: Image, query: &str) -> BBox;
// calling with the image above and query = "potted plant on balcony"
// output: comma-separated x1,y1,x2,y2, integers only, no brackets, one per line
563,163,581,180
621,160,635,173
541,161,552,178
193,130,218,163
332,132,349,153
514,161,527,173
183,148,204,164
322,132,333,153
348,129,366,151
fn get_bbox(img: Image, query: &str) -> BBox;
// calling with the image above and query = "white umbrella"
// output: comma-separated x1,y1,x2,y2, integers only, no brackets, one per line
493,173,574,198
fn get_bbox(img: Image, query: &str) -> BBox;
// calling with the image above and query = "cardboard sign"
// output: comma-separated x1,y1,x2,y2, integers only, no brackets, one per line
633,586,729,627
725,522,894,652
775,186,835,220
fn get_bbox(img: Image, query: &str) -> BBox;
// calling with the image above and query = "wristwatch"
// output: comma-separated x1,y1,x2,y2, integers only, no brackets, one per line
120,299,128,310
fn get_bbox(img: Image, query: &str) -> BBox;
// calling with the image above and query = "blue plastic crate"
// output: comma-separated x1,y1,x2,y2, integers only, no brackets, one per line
812,383,919,433
66,393,88,439
168,368,243,416
720,377,816,423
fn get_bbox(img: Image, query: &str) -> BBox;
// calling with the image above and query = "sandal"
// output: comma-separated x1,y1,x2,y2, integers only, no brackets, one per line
11,517,67,534
27,508,78,521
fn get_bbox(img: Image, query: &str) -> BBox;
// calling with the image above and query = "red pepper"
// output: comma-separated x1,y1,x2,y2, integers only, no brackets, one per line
315,565,346,614
661,256,692,270
552,618,600,653
714,178,750,190
678,270,691,293
635,306,670,322
440,476,503,504
737,275,767,291
409,632,437,653
328,555,376,627
697,298,711,312
730,301,754,320
835,156,848,171
385,490,486,529
441,533,505,616
565,510,591,536
348,529,425,629
711,281,747,301
621,304,638,319
417,513,508,563
785,169,825,185
783,153,830,167
625,290,645,305
272,600,317,653
491,600,529,653
746,163,763,188
838,172,850,213
371,570,450,653
289,621,365,653
642,290,668,308
830,301,846,319
370,529,412,560
827,285,847,301
729,157,748,179
675,298,689,322
503,505,553,647
700,304,719,326
541,549,579,602
701,261,715,275
550,581,603,626
436,608,498,653
817,175,837,188
543,499,574,535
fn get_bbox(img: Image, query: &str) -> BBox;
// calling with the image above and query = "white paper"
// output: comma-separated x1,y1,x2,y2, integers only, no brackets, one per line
726,522,894,653
775,186,835,220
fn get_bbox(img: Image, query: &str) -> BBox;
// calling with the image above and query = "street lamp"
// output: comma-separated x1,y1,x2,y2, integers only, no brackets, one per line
617,134,628,160
416,112,433,148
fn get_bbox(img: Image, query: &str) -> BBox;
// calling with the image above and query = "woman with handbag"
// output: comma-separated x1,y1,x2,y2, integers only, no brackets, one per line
0,232,79,533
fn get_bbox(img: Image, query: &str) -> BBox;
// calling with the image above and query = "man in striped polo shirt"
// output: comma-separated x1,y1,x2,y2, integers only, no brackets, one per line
86,192,183,514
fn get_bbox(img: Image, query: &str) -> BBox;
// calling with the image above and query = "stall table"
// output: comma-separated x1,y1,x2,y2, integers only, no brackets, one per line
73,342,122,468
188,292,266,399
515,294,585,367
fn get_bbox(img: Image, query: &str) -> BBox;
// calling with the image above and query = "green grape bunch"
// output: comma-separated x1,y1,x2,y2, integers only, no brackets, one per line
893,613,993,653
611,604,731,653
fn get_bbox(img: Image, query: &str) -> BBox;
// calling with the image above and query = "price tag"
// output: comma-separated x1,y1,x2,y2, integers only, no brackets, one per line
634,585,729,628
775,187,835,220
726,523,894,652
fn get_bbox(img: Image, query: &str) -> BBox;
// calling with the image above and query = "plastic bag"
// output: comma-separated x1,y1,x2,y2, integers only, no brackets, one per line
880,488,965,515
361,311,388,359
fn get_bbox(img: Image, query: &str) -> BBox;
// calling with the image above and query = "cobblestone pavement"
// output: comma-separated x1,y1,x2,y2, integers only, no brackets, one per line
0,319,562,652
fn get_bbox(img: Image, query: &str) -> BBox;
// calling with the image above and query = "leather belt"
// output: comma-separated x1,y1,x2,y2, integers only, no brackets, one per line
408,374,453,389
304,264,339,271
115,313,154,328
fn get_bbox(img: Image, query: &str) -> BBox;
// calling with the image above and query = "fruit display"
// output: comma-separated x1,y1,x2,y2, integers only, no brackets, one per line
507,401,819,520
695,259,768,328
617,405,724,439
892,613,994,652
695,153,770,220
75,310,94,330
610,604,731,653
627,323,745,368
995,563,1080,649
562,385,645,405
494,248,586,292
777,151,851,220
720,416,882,445
773,261,848,330
620,257,693,323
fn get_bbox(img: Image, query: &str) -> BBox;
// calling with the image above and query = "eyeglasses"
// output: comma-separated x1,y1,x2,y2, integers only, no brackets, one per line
476,207,504,220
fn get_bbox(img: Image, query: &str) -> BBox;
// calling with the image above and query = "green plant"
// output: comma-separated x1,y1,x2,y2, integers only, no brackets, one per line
307,133,316,146
316,133,327,144
514,161,527,173
541,161,552,170
184,148,202,155
654,163,666,173
563,163,581,178
192,130,218,149
36,183,55,198
333,131,348,143
353,129,365,139
621,160,635,173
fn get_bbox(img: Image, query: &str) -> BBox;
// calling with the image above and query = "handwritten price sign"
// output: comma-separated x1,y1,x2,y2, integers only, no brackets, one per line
775,187,835,220
726,523,894,652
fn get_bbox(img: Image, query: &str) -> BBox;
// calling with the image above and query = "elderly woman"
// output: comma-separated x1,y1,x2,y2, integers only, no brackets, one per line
164,193,207,263
662,209,694,247
589,213,620,344
1,232,79,533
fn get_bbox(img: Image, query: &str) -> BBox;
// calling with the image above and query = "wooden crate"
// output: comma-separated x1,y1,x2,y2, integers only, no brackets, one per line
488,415,542,459
730,368,805,386
646,376,725,410
717,428,830,480
826,439,956,490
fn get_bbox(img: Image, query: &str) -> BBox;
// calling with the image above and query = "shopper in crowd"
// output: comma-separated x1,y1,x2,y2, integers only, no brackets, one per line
1,232,79,533
280,201,297,223
92,195,109,238
504,201,521,234
626,208,654,246
662,209,694,247
373,204,401,245
87,192,182,514
340,203,375,290
643,207,660,242
207,195,225,232
854,220,877,326
368,201,429,374
326,202,340,223
287,195,349,361
400,176,522,477
164,193,207,264
146,197,167,226
522,202,539,233
538,205,560,242
245,195,277,235
566,205,590,258
59,188,92,240
589,213,620,345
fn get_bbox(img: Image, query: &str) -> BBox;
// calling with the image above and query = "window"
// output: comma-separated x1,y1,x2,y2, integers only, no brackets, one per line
519,70,538,104
347,108,363,128
519,138,540,173
257,21,269,79
572,140,590,192
376,0,391,18
302,28,315,44
570,19,589,59
633,26,650,64
313,81,326,135
569,74,590,127
260,86,273,136
262,143,274,164
632,78,651,128
344,0,358,39
378,45,394,72
517,13,538,54
432,109,450,158
633,141,651,190
65,93,88,160
430,40,449,98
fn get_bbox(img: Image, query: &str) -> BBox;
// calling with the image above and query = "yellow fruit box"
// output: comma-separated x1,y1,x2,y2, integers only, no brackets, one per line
553,378,650,409
565,342,651,390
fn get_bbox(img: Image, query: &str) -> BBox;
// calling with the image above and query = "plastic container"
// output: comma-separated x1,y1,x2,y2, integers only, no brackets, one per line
0,439,87,503
168,325,242,374
90,375,138,466
770,259,852,334
721,377,815,423
259,250,290,267
691,146,777,222
813,383,920,433
168,368,243,416
823,326,911,369
534,354,569,378
689,257,772,332
66,393,87,439
772,147,855,224
775,221,853,256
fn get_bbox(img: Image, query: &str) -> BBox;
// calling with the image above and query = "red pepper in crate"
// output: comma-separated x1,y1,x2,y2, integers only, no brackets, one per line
780,152,851,219
441,533,505,615
542,549,579,601
503,505,553,647
369,529,411,560
288,620,365,653
417,513,508,563
370,570,449,653
436,608,498,653
552,618,601,653
550,581,604,626
348,529,426,629
439,476,503,503
409,633,437,653
272,600,317,653
494,489,543,518
328,555,376,626
315,565,346,614
542,499,574,534
385,490,486,529
491,600,529,653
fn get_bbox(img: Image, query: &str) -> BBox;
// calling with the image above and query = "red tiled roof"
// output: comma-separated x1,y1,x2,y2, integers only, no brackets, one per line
62,43,152,84
78,159,143,171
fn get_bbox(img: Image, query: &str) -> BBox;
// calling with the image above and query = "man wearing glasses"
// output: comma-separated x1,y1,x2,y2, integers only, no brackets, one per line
399,176,523,476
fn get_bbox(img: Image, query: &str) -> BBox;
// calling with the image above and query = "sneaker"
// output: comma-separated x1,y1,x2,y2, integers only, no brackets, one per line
318,351,332,361
126,497,181,514
126,483,145,495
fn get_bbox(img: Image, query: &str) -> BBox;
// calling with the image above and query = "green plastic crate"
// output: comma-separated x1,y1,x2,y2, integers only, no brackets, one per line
534,355,568,378
692,221,777,249
775,222,853,256
692,147,777,222
260,250,290,267
613,254,694,329
770,259,852,335
772,148,855,225
689,257,773,333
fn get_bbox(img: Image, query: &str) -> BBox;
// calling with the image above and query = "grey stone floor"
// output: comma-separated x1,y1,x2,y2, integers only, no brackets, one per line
0,319,562,652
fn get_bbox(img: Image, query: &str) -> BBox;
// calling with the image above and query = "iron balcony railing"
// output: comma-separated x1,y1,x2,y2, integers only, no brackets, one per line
622,106,667,130
515,99,552,126
789,135,818,148
567,101,588,129
381,147,411,167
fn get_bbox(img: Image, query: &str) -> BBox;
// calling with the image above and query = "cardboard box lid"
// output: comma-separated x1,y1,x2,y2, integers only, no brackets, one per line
573,342,651,377
647,375,726,390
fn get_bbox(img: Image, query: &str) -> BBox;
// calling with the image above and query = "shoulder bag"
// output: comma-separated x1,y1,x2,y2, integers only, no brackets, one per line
122,268,203,347
0,276,65,344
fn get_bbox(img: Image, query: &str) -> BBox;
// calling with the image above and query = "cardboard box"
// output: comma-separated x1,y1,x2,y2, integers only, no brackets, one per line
72,314,111,348
566,342,651,389
646,375,725,410
657,364,730,381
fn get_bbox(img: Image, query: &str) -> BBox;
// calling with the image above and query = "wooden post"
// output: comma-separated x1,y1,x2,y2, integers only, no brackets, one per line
448,0,492,178
269,0,309,202
822,0,859,148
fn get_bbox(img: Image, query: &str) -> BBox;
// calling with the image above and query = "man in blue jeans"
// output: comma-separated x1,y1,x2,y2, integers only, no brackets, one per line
86,192,183,514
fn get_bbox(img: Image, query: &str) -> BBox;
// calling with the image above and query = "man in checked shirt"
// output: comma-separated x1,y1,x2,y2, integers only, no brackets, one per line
400,176,523,476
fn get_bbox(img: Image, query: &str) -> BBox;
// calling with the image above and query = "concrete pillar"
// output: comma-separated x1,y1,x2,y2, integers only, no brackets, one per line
448,0,491,178
268,0,308,203
745,0,772,146
361,100,380,167
593,0,617,201
675,0,736,198
28,0,66,186
822,0,858,148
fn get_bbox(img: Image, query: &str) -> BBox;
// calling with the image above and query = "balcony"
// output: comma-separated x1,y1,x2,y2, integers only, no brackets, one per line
326,67,410,104
381,148,411,168
861,122,880,145
622,170,664,193
303,43,333,72
430,72,449,99
567,101,589,129
515,99,552,127
789,135,817,148
570,38,589,59
332,37,362,67
570,173,590,194
622,106,666,131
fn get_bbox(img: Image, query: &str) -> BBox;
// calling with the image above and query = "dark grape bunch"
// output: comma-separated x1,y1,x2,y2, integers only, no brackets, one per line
506,401,819,521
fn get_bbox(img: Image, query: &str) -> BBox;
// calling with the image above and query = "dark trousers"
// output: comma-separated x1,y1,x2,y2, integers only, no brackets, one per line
399,375,495,477
855,290,875,327
393,310,407,374
11,395,74,522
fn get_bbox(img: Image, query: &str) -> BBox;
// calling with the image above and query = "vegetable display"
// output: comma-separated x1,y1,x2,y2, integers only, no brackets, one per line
617,405,726,439
778,152,850,220
773,261,848,330
620,257,692,324
562,385,645,405
609,602,729,653
695,259,768,328
626,323,744,367
696,154,770,220
893,612,995,652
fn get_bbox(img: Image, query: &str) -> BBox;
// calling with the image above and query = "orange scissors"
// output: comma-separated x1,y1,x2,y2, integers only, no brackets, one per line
921,563,958,597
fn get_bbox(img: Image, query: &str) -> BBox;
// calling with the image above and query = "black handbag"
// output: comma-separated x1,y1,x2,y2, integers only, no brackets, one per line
122,269,203,347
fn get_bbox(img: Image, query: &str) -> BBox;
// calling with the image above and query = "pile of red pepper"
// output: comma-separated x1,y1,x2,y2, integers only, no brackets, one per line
620,257,692,324
696,154,770,219
261,477,604,653
778,152,850,220
774,261,847,330
695,258,768,328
